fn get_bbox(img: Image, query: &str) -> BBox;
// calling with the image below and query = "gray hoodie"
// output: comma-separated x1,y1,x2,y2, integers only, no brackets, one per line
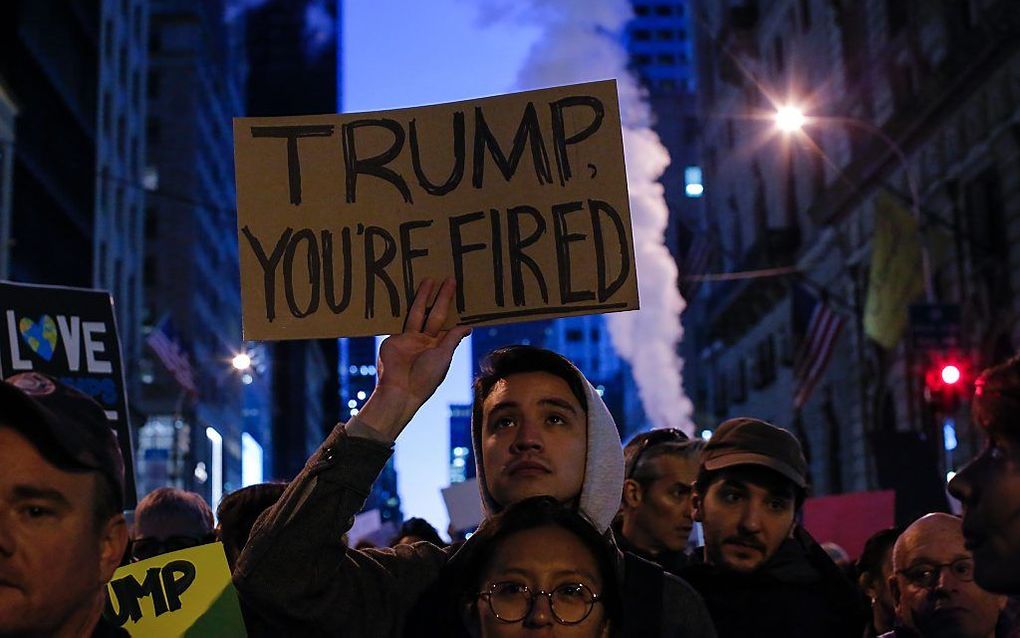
472,373,626,533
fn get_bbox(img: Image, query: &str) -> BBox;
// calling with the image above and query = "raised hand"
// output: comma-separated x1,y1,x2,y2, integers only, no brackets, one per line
356,277,471,440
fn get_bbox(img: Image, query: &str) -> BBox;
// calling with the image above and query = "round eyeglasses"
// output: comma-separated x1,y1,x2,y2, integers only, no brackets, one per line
898,558,975,588
477,581,602,625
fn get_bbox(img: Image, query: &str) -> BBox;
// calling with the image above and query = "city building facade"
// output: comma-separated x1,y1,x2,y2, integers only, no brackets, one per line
243,0,341,483
688,0,1020,514
0,2,100,287
94,0,150,409
138,0,257,507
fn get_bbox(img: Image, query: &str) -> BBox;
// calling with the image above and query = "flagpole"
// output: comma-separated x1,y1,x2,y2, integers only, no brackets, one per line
822,115,935,304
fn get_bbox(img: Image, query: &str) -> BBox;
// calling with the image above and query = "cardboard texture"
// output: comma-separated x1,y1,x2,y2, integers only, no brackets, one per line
104,542,247,637
234,80,638,340
0,281,137,507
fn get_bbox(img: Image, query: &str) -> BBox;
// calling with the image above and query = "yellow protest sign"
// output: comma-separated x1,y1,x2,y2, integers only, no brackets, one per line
864,192,924,349
104,542,246,637
233,80,638,340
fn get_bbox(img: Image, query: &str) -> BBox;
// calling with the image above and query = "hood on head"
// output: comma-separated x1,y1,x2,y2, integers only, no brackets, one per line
471,362,624,533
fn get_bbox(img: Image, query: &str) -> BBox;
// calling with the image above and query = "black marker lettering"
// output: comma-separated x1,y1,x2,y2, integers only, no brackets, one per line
490,208,505,307
552,201,595,303
106,568,167,624
399,220,433,308
449,211,487,313
410,113,465,196
160,560,197,613
549,96,605,187
507,205,549,306
242,225,293,323
283,229,321,318
322,227,353,314
589,199,631,301
363,226,400,318
250,125,334,205
342,119,412,204
472,102,553,188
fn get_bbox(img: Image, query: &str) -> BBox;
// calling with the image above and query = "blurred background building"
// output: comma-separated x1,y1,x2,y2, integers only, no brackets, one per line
686,0,1019,523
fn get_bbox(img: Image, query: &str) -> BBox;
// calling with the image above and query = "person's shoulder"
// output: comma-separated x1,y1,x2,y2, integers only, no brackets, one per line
661,571,718,637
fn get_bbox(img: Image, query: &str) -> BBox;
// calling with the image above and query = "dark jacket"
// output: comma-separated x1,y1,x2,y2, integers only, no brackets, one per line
612,519,692,576
235,422,717,637
680,528,867,638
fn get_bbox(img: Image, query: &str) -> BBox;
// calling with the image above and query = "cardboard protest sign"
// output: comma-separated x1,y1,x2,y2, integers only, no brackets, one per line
0,281,137,507
802,490,895,560
234,80,638,339
105,542,246,637
442,477,483,532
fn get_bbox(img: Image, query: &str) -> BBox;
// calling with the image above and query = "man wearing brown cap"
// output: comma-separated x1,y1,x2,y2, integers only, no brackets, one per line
680,417,866,638
0,372,129,637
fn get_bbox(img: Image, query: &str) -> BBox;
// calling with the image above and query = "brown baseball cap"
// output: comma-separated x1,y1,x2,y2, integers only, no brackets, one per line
0,372,126,510
702,418,807,489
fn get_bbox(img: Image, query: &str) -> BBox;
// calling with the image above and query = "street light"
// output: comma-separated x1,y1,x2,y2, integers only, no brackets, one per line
231,352,252,371
773,103,935,303
774,105,806,133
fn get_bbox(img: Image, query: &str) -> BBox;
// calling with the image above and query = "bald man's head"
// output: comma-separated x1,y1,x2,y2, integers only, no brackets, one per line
890,514,1005,638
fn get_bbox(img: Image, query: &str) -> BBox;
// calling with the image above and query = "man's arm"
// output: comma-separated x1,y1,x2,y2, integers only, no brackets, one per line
357,277,471,440
234,279,470,636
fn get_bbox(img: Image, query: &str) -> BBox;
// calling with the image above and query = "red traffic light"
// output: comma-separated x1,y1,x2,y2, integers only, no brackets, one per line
940,364,961,385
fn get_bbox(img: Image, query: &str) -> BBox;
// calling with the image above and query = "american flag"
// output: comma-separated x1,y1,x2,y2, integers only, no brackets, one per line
792,283,845,409
146,315,197,395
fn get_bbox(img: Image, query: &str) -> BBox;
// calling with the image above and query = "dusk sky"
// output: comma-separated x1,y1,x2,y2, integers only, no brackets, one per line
342,0,540,537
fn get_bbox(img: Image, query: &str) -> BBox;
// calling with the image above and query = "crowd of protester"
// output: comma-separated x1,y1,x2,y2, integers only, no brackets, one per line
2,278,1019,637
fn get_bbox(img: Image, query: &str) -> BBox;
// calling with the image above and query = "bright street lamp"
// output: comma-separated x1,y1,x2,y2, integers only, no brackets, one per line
231,352,252,371
773,103,934,302
774,105,806,132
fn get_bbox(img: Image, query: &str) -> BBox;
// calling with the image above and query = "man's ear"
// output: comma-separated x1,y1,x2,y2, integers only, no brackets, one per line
691,490,704,522
621,479,643,509
858,573,876,600
889,576,901,608
99,513,129,583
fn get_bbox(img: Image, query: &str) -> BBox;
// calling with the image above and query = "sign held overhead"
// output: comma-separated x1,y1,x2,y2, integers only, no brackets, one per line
234,80,638,340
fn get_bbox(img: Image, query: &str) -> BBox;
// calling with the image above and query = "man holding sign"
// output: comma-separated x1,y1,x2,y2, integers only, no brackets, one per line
0,372,129,637
235,279,715,637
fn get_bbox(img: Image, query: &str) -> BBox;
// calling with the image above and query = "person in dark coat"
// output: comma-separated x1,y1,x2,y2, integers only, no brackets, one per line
881,513,1006,638
234,279,716,637
614,430,703,575
680,417,867,638
445,496,622,638
858,527,902,638
949,354,1020,596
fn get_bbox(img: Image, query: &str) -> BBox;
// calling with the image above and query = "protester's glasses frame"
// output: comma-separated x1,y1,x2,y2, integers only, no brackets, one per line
476,581,602,625
129,533,217,561
624,427,690,480
897,558,975,588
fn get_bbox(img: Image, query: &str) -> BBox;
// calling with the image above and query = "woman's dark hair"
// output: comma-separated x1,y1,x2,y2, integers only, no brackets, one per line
447,496,621,631
472,346,588,431
856,527,901,579
391,517,447,548
972,353,1020,445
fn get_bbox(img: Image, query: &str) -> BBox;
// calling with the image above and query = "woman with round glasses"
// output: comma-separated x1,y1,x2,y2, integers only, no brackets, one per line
448,496,621,638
